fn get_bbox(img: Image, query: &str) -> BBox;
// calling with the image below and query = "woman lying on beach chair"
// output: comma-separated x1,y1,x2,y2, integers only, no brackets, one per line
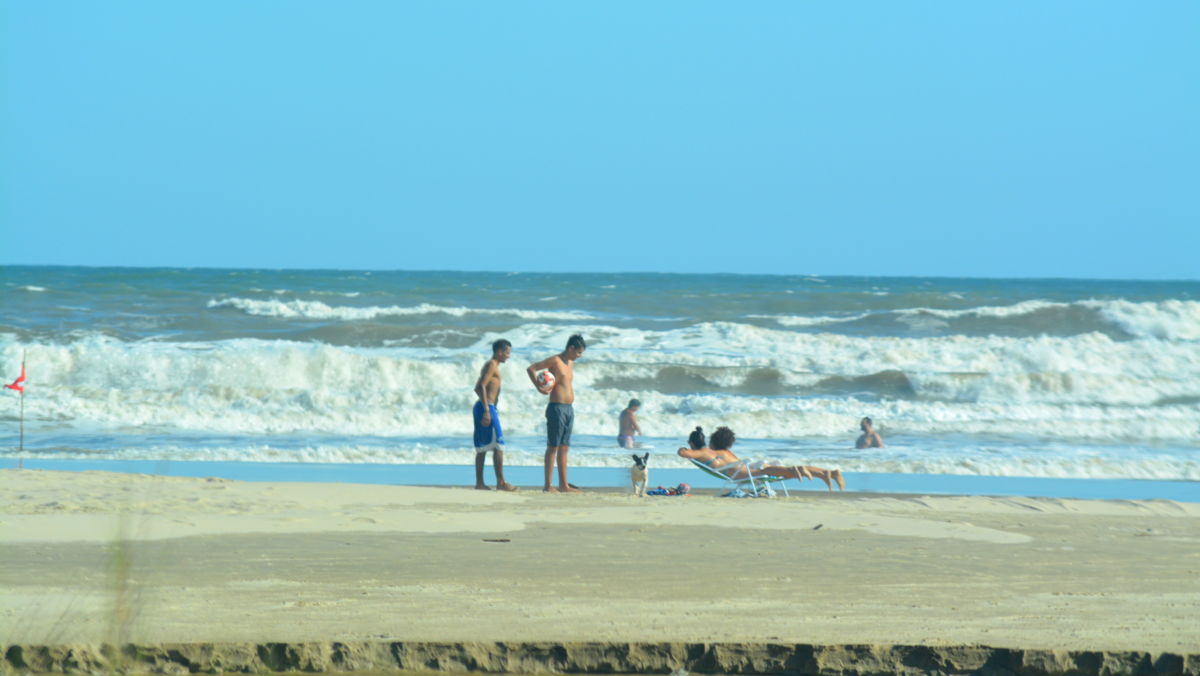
677,426,845,491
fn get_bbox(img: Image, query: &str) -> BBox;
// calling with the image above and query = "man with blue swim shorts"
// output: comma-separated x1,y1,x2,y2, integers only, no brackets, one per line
473,339,517,491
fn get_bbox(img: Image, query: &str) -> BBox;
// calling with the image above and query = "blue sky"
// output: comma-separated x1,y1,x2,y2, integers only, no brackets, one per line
2,2,1197,279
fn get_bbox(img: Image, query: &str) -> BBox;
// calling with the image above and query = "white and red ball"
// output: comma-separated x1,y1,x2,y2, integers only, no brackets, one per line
536,370,556,391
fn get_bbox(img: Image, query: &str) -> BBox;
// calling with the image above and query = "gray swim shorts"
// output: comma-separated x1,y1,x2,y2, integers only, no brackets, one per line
546,402,574,448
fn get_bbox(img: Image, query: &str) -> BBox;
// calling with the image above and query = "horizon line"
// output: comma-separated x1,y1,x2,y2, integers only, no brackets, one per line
2,262,1198,285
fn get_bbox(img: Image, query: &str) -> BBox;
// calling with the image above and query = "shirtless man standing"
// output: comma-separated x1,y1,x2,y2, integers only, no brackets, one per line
528,334,586,492
473,339,517,491
856,417,885,449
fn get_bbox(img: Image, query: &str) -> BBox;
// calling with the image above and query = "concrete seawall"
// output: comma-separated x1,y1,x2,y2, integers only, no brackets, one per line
3,642,1197,675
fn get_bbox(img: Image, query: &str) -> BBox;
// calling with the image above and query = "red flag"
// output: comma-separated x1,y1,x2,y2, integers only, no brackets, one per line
6,363,24,393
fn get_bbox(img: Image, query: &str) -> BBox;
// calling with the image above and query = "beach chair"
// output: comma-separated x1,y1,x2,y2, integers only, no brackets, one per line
687,457,791,497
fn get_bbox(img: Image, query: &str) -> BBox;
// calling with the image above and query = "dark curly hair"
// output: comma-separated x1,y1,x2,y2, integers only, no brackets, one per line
709,426,736,451
687,426,706,450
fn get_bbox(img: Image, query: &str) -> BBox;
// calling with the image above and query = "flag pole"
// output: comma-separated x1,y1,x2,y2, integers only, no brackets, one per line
19,355,25,452
6,351,28,467
17,350,25,468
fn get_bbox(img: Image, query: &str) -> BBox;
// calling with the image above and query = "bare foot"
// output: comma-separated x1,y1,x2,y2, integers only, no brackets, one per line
475,484,492,491
833,469,845,491
795,466,812,480
559,484,582,493
497,482,519,492
543,486,559,493
817,472,833,491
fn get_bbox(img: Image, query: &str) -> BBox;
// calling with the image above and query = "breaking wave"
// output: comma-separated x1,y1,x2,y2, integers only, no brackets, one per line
756,299,1200,341
207,297,596,322
2,327,1197,444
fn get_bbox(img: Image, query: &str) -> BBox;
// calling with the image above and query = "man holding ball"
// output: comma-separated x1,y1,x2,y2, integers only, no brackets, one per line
528,333,586,493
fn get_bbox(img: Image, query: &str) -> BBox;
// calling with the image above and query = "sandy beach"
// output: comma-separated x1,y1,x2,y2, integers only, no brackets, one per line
2,469,1198,671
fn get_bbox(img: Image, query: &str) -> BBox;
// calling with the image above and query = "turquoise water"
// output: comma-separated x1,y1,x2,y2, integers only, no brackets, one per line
8,459,1197,503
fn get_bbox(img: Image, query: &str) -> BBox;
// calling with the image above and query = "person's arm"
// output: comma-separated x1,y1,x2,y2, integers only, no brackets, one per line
631,412,642,435
527,356,555,394
872,432,885,448
474,361,496,424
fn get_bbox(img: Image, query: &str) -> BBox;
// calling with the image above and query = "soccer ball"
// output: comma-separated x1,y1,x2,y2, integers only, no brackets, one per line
536,370,556,390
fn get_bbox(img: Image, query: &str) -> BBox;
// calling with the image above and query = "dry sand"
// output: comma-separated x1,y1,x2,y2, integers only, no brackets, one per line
1,469,1197,655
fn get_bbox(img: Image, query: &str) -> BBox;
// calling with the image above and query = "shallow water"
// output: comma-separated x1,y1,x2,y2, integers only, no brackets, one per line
10,458,1197,503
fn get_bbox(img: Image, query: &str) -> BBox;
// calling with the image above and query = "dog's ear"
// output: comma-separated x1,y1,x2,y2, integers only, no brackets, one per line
641,453,650,464
630,454,642,466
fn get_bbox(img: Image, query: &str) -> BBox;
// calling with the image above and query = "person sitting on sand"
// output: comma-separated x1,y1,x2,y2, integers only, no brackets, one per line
678,426,845,491
856,417,885,449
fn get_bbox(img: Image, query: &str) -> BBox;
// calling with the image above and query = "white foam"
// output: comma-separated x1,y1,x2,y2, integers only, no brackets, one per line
749,313,869,327
757,299,1086,330
207,297,596,321
1,313,1198,490
897,299,1070,319
510,322,1200,406
311,291,361,298
759,299,1200,343
897,299,1200,341
1082,299,1200,341
3,327,1198,443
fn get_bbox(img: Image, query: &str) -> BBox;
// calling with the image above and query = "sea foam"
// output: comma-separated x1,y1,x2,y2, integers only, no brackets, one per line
208,297,596,321
756,299,1200,341
3,327,1197,445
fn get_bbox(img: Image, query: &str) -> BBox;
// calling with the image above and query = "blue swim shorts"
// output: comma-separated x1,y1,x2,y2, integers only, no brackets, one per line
473,401,504,451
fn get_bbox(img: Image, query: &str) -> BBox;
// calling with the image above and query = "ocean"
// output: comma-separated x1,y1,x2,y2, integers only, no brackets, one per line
1,266,1198,496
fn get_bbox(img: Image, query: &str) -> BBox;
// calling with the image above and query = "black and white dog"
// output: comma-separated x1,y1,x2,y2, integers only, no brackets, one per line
630,453,650,497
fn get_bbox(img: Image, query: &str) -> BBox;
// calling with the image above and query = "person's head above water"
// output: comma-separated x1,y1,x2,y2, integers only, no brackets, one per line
860,416,873,431
709,426,736,451
687,426,706,450
627,398,641,410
